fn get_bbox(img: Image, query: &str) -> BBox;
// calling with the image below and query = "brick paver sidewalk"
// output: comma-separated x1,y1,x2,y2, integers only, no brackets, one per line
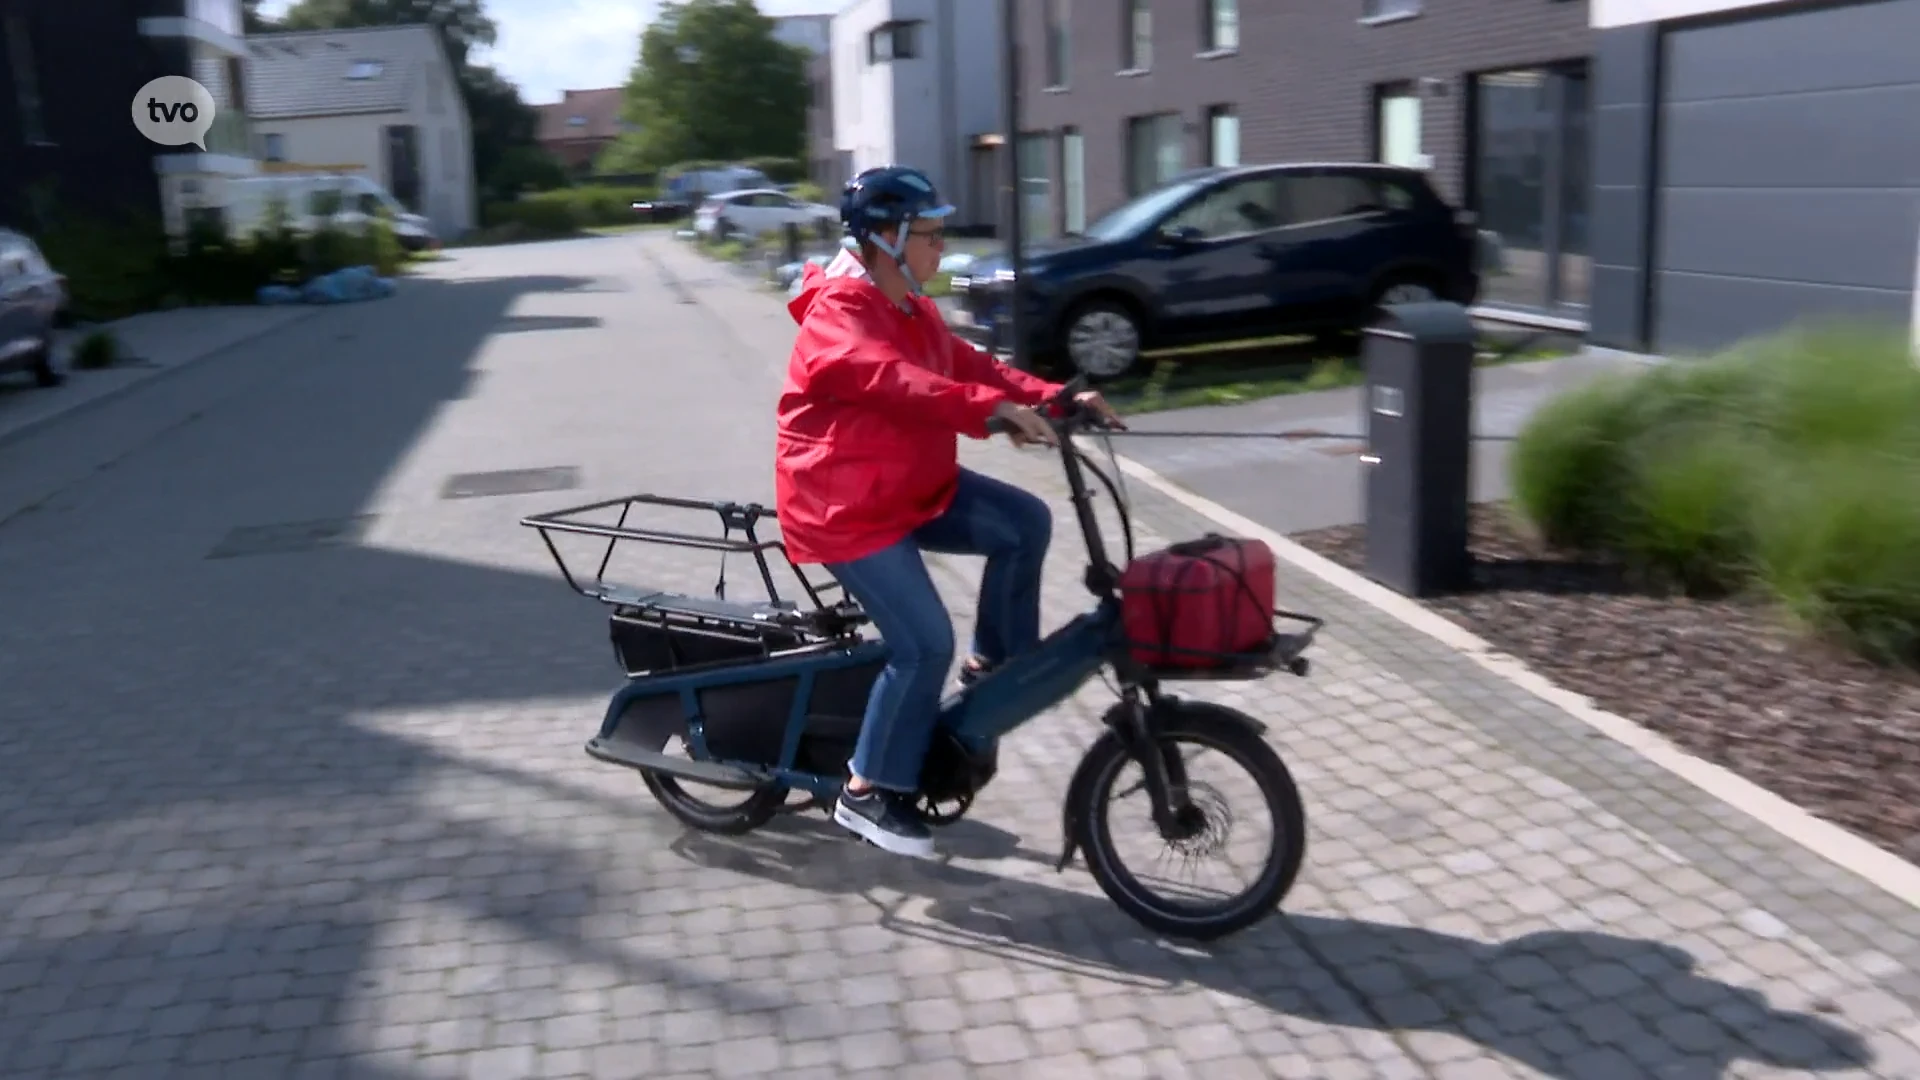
0,233,1913,1078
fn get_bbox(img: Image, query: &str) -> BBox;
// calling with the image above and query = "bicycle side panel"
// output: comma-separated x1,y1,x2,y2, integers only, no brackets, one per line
600,640,888,775
943,604,1121,747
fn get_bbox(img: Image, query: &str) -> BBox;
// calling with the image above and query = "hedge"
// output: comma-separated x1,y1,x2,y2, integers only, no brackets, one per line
1510,323,1920,667
480,184,658,237
32,204,404,321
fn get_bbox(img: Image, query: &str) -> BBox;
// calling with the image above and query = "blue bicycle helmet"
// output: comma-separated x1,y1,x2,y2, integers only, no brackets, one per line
839,165,953,293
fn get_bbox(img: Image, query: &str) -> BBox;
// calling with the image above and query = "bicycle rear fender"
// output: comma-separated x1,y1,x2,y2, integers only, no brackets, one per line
1055,698,1267,872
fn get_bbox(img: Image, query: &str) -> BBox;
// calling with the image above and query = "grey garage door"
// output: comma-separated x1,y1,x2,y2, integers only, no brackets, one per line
1653,0,1920,353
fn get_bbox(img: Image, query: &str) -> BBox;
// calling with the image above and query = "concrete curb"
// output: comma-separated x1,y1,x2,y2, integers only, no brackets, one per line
1109,448,1920,912
0,307,328,452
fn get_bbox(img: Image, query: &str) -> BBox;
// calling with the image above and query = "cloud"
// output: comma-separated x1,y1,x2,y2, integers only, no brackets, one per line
258,0,843,104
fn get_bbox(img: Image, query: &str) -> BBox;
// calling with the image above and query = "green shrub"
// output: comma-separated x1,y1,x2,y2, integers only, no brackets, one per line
368,217,405,277
1753,452,1920,666
1508,321,1920,667
1509,372,1645,553
32,212,170,321
71,329,120,370
1617,424,1756,594
788,181,827,204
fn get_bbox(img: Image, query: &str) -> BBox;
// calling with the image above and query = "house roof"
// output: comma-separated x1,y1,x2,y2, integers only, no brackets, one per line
536,88,625,143
246,25,450,120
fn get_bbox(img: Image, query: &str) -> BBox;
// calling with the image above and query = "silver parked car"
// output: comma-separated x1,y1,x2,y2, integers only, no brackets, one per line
0,229,65,388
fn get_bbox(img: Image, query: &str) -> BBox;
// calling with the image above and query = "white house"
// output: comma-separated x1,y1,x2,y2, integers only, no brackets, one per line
828,0,1004,232
244,25,475,239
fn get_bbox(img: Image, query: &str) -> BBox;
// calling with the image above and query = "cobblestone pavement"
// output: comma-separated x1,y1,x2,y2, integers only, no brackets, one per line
0,233,1917,1078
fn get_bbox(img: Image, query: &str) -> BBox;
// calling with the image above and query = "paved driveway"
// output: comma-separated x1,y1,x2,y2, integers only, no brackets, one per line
1112,350,1653,534
0,234,1916,1079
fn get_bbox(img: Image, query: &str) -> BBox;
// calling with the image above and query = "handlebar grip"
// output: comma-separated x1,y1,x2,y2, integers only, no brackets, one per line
984,416,1016,436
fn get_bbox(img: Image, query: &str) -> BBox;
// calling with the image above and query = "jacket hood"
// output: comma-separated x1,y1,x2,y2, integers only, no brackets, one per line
787,248,873,324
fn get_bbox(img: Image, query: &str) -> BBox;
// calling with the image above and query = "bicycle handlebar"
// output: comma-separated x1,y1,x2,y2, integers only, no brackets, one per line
984,375,1120,438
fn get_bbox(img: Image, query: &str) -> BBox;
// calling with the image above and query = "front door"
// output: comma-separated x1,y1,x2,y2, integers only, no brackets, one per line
1146,173,1290,343
383,125,421,211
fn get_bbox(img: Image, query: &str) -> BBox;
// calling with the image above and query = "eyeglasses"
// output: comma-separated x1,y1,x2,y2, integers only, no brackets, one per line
907,226,946,246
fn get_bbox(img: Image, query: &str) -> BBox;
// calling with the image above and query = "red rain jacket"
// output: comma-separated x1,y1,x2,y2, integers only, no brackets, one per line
775,253,1062,566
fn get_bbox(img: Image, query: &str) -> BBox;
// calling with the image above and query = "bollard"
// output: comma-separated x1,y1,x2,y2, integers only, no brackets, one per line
783,222,802,264
1359,300,1476,597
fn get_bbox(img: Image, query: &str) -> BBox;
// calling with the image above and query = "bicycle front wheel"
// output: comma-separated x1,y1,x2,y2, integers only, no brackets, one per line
1074,699,1306,940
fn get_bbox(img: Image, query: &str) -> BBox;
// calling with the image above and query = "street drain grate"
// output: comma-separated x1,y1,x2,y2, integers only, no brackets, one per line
208,515,375,560
440,466,581,500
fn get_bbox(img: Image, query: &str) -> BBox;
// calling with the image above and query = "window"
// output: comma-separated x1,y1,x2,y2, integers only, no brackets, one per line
1282,174,1405,225
1471,64,1590,311
4,14,47,145
1163,176,1283,239
1206,106,1239,167
261,132,286,161
346,60,384,79
1374,83,1423,168
1125,112,1182,196
1018,133,1054,242
1061,128,1086,234
868,21,922,63
1123,0,1151,71
1361,0,1422,22
567,115,588,128
1043,0,1070,88
310,186,345,217
1203,0,1239,51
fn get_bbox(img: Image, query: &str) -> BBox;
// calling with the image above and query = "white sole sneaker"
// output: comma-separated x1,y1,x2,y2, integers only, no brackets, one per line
833,799,936,859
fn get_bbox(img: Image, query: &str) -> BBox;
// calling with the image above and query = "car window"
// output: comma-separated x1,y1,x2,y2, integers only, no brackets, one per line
1162,177,1285,239
1280,174,1410,226
1080,175,1214,242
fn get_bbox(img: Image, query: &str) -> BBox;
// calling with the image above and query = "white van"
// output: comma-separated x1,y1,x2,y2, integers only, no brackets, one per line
226,174,438,251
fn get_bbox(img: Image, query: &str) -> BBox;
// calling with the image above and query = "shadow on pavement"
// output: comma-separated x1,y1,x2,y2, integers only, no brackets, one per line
669,815,1873,1080
0,269,789,1073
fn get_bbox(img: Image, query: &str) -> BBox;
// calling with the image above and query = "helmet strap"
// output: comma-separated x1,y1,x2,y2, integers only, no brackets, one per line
868,216,925,298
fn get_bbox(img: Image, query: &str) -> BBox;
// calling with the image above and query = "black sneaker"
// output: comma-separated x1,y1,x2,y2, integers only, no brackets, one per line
833,786,935,858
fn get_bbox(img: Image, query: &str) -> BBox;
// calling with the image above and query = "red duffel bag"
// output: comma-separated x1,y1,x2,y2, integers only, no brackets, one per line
1118,534,1277,668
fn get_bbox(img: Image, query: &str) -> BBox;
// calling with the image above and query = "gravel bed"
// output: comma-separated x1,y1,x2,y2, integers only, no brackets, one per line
1292,504,1920,864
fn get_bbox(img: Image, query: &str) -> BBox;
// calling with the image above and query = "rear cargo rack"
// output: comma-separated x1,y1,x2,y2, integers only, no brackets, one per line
519,494,865,646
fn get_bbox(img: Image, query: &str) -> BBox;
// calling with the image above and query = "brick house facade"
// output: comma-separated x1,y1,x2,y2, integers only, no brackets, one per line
1012,0,1594,314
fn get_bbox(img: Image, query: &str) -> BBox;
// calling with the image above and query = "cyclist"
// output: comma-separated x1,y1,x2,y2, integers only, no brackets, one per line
776,164,1120,857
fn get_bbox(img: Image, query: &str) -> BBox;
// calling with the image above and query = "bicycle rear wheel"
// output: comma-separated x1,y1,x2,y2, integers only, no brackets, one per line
1074,699,1306,940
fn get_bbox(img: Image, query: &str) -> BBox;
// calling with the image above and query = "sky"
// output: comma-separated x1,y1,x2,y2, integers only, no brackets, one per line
256,0,842,104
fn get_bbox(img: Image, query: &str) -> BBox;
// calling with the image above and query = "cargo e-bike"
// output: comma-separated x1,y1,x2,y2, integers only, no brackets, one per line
521,379,1324,940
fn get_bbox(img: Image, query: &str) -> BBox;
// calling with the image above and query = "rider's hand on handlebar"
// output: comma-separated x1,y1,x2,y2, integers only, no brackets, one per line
1073,390,1127,430
991,401,1058,447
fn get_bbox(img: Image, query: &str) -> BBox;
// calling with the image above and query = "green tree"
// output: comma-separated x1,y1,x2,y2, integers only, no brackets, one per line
620,0,808,170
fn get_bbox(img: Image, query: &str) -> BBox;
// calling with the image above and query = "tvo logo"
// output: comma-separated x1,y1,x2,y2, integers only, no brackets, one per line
131,76,217,150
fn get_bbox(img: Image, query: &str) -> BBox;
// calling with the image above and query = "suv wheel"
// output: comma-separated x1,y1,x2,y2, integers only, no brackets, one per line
1372,278,1439,309
1064,301,1141,379
28,338,60,388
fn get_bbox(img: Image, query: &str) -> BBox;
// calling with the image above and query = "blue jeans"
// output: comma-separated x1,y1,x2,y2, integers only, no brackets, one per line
825,469,1052,792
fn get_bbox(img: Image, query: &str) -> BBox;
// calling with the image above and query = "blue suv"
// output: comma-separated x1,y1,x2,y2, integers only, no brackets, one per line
951,162,1479,378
